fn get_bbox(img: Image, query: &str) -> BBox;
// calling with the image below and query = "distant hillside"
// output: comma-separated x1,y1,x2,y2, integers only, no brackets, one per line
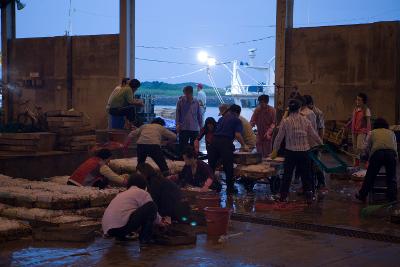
139,81,225,96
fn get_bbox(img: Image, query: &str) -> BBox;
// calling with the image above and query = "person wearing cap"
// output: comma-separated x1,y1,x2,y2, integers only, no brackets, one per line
176,85,203,155
68,149,129,188
208,104,247,194
271,99,323,203
250,94,276,157
197,83,207,122
106,78,144,127
219,104,256,150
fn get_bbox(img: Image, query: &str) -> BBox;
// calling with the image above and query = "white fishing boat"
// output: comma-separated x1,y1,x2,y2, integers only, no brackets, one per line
206,49,275,111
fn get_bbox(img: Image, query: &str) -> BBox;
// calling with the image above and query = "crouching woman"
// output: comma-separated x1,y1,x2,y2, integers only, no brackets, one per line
179,146,222,192
102,173,168,243
68,148,128,189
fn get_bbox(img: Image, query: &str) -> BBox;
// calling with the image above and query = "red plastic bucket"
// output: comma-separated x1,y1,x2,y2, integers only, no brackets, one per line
204,207,231,236
197,195,221,210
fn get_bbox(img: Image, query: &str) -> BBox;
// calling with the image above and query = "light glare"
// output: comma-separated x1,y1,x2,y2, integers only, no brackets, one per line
197,51,209,63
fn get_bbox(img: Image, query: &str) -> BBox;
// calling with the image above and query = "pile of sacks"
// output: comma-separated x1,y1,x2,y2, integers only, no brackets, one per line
109,157,185,174
0,174,123,242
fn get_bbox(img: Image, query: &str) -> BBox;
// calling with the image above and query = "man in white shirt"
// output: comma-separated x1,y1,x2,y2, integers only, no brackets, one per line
102,173,168,243
125,117,176,176
197,83,207,123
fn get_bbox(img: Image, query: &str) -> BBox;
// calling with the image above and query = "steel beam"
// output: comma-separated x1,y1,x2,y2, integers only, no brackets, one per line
119,0,135,79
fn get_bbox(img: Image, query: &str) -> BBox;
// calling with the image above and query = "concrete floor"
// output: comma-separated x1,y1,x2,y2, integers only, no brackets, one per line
1,221,399,267
226,177,400,238
1,154,399,266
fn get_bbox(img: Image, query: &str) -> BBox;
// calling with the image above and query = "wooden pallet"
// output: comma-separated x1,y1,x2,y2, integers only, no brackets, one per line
0,132,56,152
46,110,83,117
51,125,94,136
48,120,89,128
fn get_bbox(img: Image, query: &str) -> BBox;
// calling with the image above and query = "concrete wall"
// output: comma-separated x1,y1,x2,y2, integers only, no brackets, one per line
285,22,400,124
9,34,119,129
72,35,120,128
9,37,69,113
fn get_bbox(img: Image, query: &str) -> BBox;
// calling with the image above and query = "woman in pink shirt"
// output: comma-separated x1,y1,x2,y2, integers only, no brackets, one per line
250,95,276,157
348,93,371,166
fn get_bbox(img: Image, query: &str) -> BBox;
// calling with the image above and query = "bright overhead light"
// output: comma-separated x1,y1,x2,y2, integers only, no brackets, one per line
207,57,216,66
197,51,208,63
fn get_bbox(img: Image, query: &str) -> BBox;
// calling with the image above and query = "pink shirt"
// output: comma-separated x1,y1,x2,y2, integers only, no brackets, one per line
250,105,276,140
102,186,161,234
351,107,371,134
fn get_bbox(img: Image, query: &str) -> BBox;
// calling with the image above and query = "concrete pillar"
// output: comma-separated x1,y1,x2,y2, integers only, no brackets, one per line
119,0,135,79
66,36,73,109
274,0,294,117
396,28,400,124
1,0,16,124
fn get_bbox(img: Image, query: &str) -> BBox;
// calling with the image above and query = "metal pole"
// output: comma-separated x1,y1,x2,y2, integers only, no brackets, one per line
119,0,135,79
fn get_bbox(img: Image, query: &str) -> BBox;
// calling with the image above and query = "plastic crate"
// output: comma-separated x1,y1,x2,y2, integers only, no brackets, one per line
308,144,348,174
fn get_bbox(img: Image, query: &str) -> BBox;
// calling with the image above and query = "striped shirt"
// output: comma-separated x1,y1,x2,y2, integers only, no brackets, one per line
273,112,322,152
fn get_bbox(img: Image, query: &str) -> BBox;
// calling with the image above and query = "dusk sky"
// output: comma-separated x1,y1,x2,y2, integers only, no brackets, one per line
15,0,399,86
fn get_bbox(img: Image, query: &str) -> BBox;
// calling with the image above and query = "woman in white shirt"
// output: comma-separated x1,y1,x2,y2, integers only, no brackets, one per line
102,173,167,243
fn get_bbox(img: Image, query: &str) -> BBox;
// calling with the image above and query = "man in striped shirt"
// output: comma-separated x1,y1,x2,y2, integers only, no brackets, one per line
271,99,323,203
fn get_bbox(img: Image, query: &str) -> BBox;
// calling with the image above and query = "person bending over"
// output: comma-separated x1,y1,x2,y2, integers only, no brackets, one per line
137,163,190,222
102,173,168,243
220,103,255,150
125,117,176,176
179,146,222,192
68,149,128,189
356,118,398,202
208,104,247,194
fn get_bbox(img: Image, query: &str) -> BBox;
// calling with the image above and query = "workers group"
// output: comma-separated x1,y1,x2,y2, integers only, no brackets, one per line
67,78,397,244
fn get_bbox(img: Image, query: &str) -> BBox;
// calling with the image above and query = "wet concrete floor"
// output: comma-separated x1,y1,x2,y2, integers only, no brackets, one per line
1,221,400,267
1,154,399,266
224,177,400,238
